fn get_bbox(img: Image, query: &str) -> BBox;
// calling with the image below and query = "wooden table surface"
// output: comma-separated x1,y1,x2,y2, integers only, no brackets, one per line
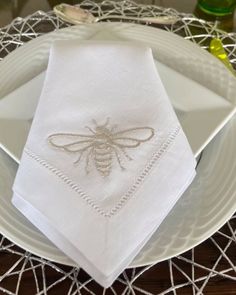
0,2,236,294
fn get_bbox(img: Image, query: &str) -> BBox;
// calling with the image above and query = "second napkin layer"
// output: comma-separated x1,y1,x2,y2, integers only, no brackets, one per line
12,41,196,287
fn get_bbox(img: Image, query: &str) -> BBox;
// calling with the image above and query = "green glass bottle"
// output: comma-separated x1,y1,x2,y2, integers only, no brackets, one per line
197,0,236,15
195,0,236,31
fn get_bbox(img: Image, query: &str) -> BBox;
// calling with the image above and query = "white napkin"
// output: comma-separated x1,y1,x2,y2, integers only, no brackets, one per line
12,41,196,287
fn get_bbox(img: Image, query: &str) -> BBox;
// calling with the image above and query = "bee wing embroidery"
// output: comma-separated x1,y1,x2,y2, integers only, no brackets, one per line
47,122,155,177
48,133,94,152
112,127,154,147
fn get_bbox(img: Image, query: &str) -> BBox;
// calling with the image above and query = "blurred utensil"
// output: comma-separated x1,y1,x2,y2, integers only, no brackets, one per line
54,3,179,26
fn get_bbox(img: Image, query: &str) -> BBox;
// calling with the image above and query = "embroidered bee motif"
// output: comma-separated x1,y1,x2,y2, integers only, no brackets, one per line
48,118,154,177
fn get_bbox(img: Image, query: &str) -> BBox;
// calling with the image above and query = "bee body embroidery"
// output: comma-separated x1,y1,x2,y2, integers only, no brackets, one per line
93,143,112,176
48,118,154,177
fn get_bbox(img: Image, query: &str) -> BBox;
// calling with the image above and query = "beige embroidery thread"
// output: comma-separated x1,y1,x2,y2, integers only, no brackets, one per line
47,118,155,177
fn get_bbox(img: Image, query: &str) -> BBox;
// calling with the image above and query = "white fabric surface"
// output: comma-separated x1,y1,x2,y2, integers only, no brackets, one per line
12,41,196,287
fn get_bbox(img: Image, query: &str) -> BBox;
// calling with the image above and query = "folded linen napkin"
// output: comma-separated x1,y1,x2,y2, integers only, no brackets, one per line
12,41,196,287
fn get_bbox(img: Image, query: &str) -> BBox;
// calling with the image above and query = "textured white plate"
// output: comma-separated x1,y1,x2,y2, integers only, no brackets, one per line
0,26,236,163
0,62,235,163
0,23,236,267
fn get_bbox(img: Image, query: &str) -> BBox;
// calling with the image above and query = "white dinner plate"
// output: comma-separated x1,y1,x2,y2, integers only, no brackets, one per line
0,23,236,268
